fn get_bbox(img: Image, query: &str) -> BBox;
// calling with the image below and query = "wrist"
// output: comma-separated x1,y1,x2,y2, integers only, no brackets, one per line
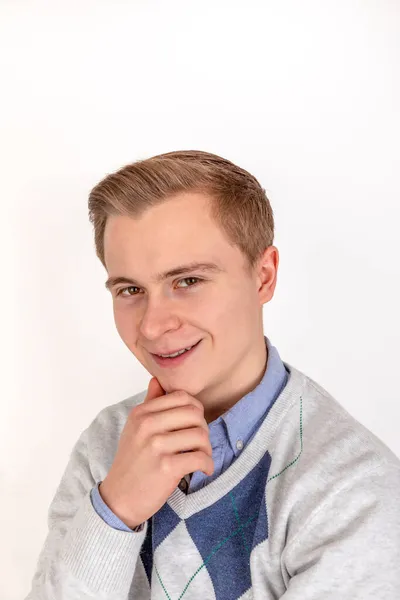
98,481,143,530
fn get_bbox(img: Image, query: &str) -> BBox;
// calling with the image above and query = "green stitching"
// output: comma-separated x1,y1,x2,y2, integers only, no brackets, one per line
155,563,172,600
156,394,303,599
229,491,250,554
266,396,303,535
267,396,303,483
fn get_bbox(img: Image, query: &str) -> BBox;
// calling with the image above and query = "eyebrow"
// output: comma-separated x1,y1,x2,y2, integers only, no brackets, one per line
105,261,224,290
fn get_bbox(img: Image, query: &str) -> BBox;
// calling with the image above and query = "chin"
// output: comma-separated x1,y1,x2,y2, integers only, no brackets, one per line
161,377,204,397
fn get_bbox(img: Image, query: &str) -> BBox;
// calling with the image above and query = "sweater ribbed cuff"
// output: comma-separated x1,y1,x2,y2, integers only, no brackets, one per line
60,491,147,594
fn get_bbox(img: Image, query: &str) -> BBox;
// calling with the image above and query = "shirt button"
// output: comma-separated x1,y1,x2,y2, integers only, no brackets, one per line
236,439,244,451
179,477,188,492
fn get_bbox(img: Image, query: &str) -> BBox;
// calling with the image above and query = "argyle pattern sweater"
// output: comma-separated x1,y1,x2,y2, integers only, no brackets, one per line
25,365,400,599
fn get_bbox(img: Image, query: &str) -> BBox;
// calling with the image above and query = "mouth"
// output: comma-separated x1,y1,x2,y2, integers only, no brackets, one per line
151,340,202,368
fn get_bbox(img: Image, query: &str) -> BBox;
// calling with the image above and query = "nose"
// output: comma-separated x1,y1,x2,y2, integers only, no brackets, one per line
139,294,181,340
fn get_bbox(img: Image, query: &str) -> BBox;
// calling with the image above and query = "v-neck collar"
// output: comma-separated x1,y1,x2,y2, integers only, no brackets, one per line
167,363,306,520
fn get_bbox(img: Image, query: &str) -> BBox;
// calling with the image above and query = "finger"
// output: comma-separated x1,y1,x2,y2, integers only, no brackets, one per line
143,377,165,403
144,405,209,435
141,391,204,415
153,427,213,457
169,450,215,478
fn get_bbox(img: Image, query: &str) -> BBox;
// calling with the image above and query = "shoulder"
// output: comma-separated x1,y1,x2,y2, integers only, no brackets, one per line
267,364,400,550
269,363,400,498
297,366,399,470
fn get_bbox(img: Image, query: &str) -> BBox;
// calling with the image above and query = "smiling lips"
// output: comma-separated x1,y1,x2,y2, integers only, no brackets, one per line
151,340,202,367
151,340,201,357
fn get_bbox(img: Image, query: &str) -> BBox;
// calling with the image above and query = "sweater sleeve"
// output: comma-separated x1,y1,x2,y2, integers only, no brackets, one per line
24,426,147,600
90,482,145,533
280,461,400,599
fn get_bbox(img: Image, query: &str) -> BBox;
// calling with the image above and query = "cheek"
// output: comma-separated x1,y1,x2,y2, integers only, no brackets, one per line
186,292,229,331
216,285,257,329
113,304,138,344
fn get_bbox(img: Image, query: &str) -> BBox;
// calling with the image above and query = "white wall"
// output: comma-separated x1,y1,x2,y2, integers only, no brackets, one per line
1,1,399,598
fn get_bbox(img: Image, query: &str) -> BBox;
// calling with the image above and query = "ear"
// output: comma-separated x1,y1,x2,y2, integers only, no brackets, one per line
256,246,279,306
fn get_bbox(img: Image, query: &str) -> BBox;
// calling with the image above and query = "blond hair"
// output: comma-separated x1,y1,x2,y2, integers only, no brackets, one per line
88,150,274,272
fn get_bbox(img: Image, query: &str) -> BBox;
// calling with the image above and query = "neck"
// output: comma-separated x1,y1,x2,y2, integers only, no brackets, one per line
200,336,268,424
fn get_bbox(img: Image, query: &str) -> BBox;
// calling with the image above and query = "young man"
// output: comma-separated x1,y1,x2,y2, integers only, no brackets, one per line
26,150,400,599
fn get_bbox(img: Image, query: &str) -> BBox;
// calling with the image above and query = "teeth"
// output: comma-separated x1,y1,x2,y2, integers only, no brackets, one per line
159,345,193,358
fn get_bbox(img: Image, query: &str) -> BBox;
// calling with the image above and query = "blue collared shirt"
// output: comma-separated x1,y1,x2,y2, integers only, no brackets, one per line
91,336,288,531
188,336,288,493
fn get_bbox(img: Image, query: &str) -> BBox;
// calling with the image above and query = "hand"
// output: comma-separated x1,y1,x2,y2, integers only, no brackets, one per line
99,377,214,529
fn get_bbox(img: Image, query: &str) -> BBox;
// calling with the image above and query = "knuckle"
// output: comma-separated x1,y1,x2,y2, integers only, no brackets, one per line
203,450,213,465
192,398,204,412
186,404,203,423
136,413,150,437
129,404,142,421
174,389,189,400
204,454,214,472
173,390,203,411
198,426,209,442
186,403,198,415
186,395,203,412
149,434,163,454
160,455,173,476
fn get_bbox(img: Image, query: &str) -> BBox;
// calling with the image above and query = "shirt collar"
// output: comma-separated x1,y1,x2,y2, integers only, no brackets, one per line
209,336,288,456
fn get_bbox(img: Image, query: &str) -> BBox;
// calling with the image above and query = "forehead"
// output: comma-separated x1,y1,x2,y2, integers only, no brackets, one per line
103,192,242,274
104,193,244,278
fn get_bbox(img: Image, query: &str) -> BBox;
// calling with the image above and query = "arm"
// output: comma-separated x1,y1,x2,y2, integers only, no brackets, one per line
280,462,400,599
24,427,147,600
91,482,144,533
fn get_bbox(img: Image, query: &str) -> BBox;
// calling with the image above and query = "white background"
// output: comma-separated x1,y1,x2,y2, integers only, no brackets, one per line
1,1,399,598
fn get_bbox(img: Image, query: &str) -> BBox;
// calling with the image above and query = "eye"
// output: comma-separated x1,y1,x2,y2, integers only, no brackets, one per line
117,286,139,297
115,277,202,298
176,277,202,288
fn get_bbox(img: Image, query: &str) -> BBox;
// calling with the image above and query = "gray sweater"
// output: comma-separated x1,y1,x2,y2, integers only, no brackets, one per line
25,364,400,599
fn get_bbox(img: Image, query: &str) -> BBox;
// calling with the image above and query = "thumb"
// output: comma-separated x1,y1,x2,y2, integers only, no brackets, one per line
144,376,165,403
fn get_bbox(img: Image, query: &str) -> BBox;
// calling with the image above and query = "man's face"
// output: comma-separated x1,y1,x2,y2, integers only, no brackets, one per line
103,192,276,408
